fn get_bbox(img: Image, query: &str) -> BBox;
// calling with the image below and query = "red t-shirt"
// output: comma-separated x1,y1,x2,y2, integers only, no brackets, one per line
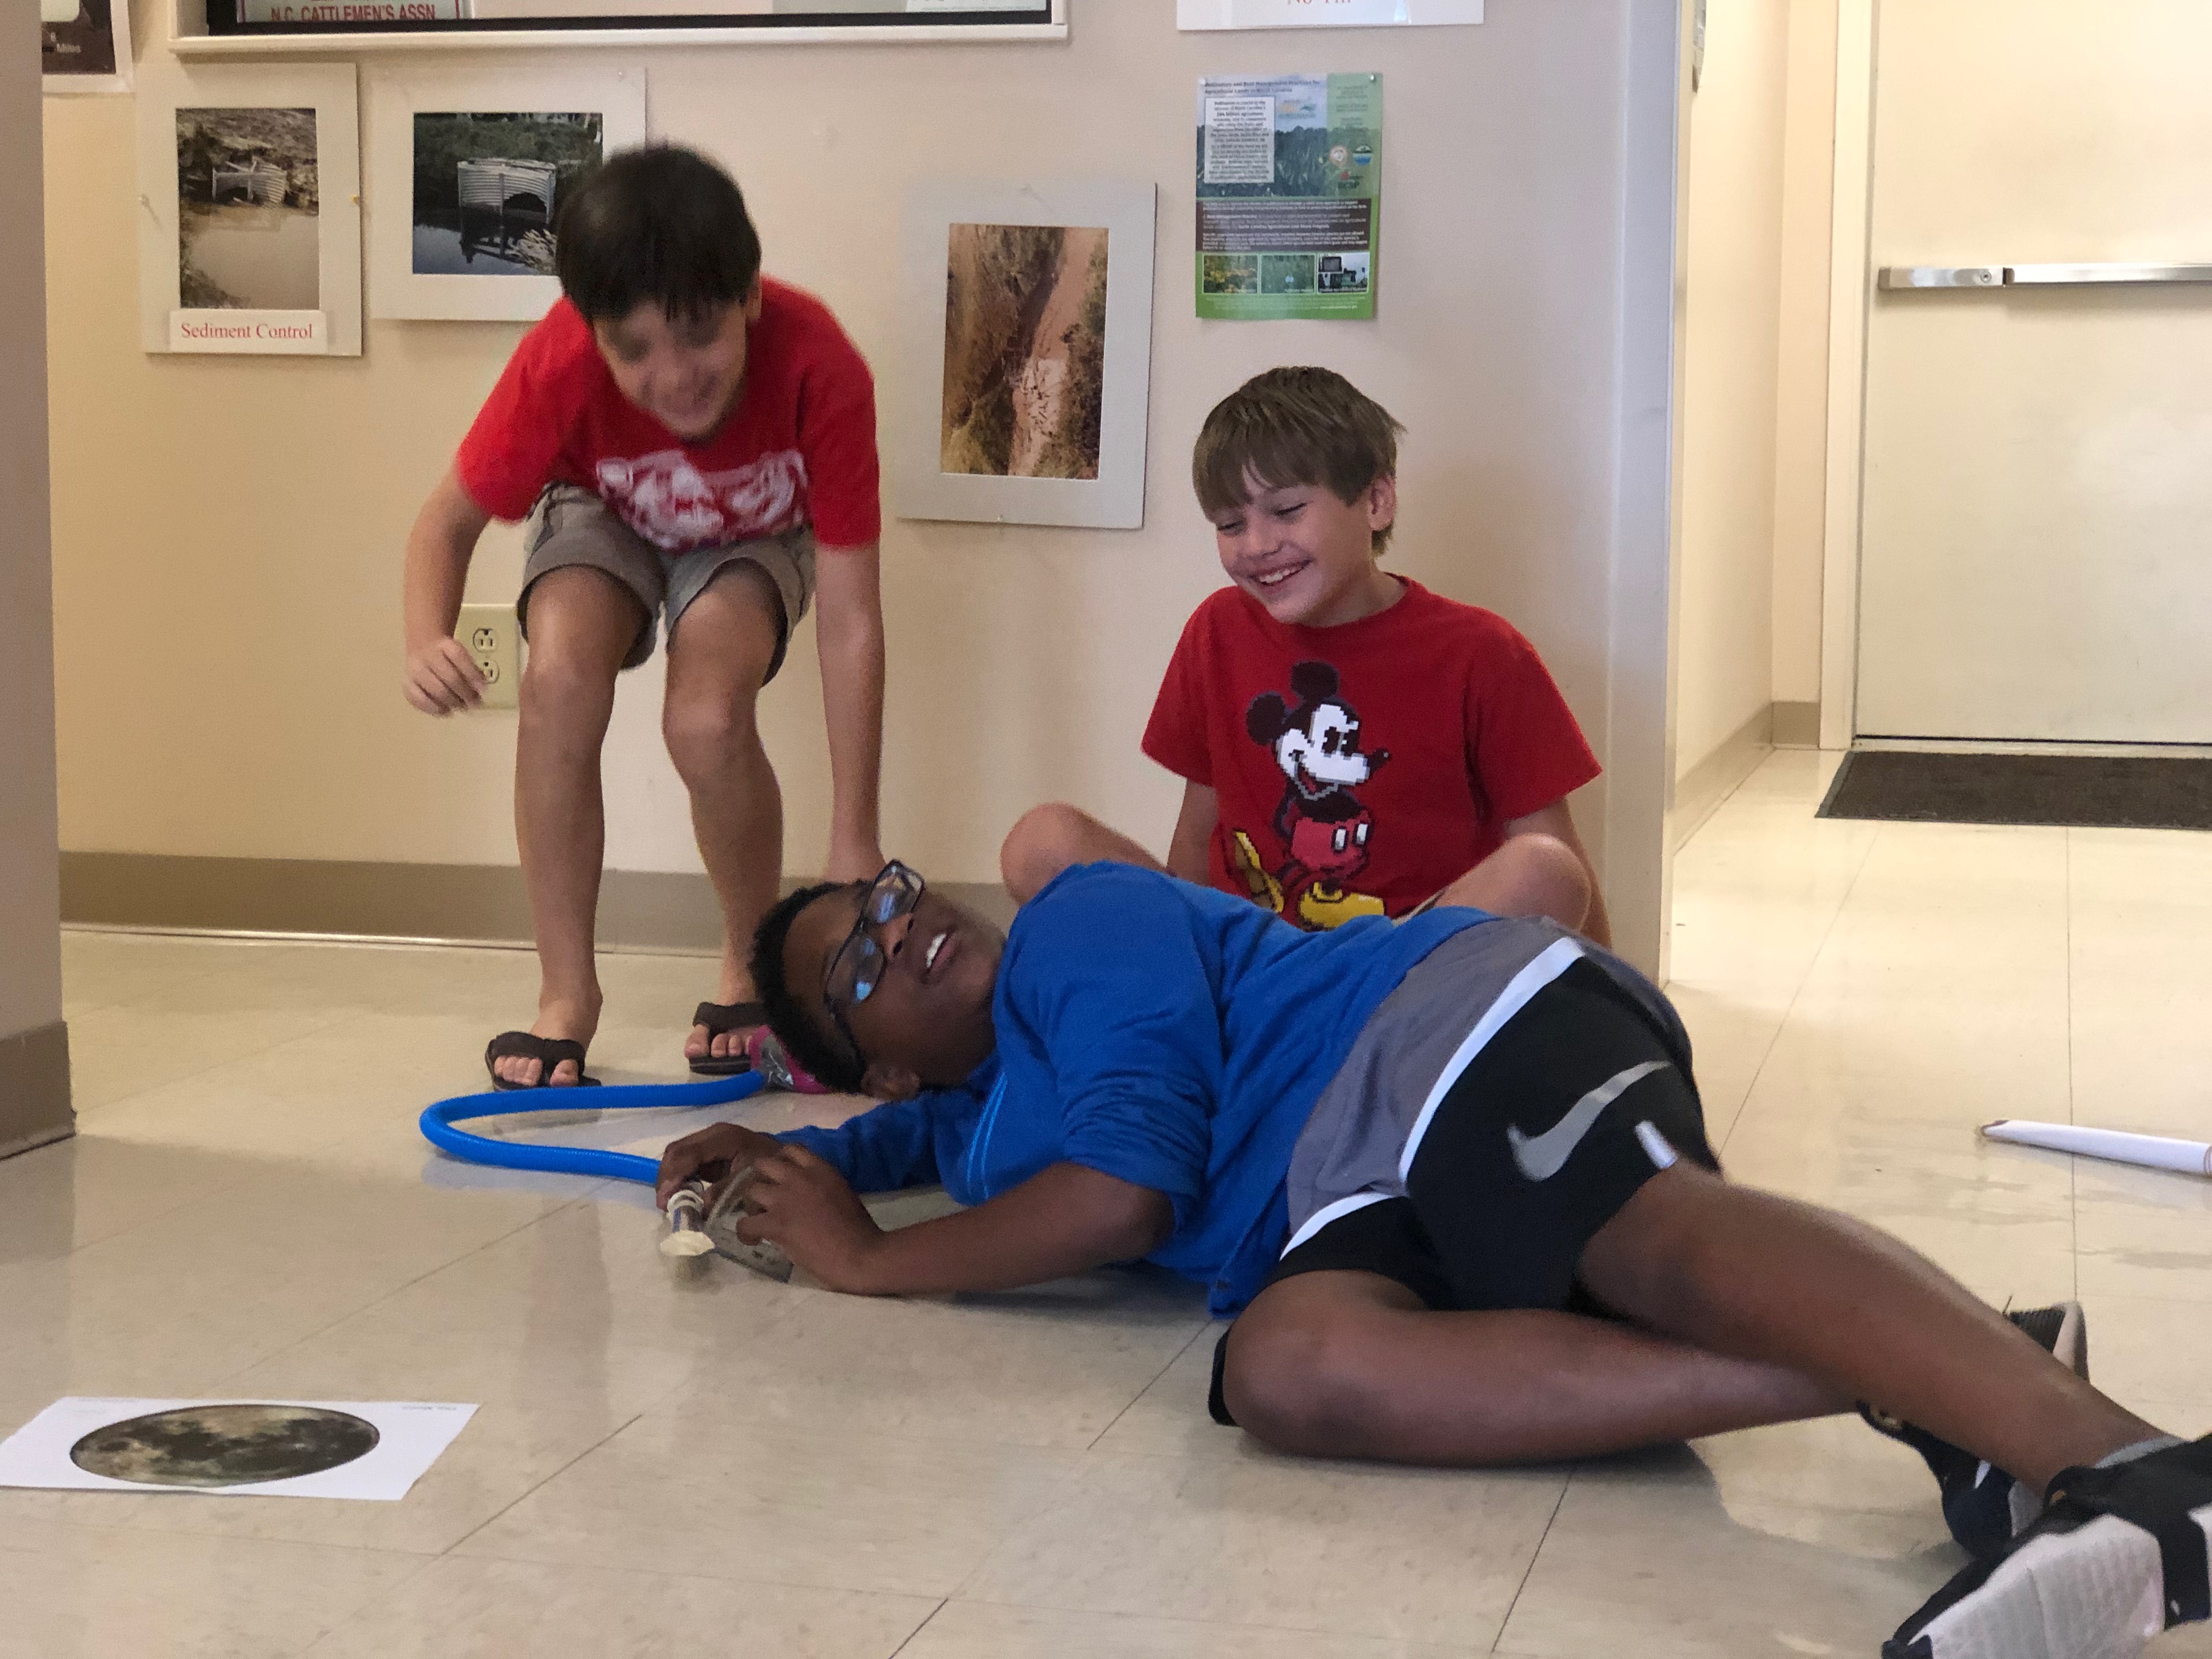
1142,579,1600,930
454,278,881,551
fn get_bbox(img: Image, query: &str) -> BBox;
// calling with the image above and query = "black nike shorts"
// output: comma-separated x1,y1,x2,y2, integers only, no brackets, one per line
1210,957,1718,1426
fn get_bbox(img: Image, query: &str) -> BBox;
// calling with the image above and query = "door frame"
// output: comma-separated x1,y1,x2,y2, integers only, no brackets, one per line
1817,0,1878,750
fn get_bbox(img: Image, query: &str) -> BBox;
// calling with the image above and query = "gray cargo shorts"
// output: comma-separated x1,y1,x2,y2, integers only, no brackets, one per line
516,484,816,679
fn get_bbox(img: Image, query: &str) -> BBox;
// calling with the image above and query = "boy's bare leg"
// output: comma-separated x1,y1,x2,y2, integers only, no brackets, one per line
506,567,644,1087
1430,833,1593,934
665,566,785,1066
1577,1164,2160,1496
1002,802,1165,905
1222,1271,1846,1464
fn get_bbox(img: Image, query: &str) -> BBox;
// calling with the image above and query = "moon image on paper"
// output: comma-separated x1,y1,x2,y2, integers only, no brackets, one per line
70,1404,380,1488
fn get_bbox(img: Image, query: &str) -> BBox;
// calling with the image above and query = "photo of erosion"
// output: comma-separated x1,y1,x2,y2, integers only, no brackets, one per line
176,107,319,311
941,223,1108,480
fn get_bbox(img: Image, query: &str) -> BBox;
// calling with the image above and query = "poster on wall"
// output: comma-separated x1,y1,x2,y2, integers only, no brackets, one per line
897,178,1157,530
136,63,363,357
366,65,647,323
41,0,132,97
1179,0,1479,27
1197,74,1381,321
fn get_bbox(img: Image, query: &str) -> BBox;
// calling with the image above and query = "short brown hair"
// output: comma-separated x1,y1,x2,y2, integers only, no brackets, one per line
1192,366,1406,550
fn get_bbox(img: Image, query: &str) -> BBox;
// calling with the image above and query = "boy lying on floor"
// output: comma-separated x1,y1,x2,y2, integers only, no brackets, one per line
656,858,2212,1659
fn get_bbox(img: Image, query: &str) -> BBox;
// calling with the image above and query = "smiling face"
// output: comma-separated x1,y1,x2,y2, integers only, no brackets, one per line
1210,471,1402,629
1276,701,1376,798
590,284,761,442
783,881,1005,1096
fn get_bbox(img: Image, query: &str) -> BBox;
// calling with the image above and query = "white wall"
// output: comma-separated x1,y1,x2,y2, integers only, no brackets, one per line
1770,0,1833,708
3,2,64,1049
1674,0,1788,778
46,2,1675,952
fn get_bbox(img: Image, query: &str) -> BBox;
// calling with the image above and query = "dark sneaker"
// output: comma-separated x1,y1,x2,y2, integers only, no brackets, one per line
1861,1302,2089,1562
1884,1432,2212,1659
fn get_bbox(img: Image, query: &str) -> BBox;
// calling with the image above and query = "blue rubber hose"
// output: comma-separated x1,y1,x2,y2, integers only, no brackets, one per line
419,1071,770,1186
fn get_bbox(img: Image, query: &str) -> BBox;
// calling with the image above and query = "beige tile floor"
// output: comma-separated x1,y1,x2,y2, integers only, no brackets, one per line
4,747,2210,1657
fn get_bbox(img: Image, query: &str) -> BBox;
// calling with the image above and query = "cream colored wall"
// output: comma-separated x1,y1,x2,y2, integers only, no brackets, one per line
3,3,64,1046
48,1,1654,898
1673,0,1787,780
1770,0,1833,708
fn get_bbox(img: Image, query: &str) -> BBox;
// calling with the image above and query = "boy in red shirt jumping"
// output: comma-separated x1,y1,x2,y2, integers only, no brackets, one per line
1003,366,1608,944
402,146,884,1089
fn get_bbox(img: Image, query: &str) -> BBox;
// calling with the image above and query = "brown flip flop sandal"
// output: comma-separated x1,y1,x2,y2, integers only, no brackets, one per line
688,1001,764,1077
483,1031,601,1091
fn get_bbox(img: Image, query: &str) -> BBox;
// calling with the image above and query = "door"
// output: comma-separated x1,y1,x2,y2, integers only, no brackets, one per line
1853,1,2212,745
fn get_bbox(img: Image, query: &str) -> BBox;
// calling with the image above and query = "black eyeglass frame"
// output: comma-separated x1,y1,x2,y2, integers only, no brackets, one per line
820,860,925,1073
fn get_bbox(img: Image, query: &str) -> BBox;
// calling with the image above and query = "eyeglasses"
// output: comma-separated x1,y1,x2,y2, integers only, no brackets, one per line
821,861,924,1064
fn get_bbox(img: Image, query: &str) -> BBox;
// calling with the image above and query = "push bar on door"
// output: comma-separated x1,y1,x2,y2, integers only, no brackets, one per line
1878,263,2212,290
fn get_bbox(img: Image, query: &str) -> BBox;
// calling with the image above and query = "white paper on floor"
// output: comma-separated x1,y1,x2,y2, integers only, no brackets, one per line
0,1398,478,1501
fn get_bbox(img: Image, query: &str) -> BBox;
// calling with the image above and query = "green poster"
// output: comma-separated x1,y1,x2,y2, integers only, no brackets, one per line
1196,72,1381,321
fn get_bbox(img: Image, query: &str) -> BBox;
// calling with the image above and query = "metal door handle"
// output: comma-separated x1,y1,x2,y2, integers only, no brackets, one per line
1880,263,2212,289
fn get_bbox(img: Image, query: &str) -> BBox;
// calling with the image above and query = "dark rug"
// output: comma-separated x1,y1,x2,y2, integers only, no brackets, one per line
1818,751,2212,831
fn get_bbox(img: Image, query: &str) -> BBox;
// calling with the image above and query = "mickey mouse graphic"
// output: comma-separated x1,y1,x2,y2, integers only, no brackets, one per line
1233,661,1392,930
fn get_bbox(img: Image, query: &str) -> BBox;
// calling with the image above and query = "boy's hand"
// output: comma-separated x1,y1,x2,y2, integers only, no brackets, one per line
730,1147,886,1293
654,1121,785,1210
404,635,487,715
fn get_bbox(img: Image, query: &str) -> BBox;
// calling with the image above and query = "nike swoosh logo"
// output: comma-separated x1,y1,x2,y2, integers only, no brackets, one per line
1507,1060,1671,1181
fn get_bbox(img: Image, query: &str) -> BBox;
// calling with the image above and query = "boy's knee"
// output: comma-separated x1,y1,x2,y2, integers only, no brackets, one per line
1218,1311,1382,1454
518,646,618,727
662,692,760,782
1001,802,1094,901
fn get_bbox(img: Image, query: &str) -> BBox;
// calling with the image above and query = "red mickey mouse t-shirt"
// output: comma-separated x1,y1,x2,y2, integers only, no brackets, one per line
455,277,881,552
1142,579,1600,930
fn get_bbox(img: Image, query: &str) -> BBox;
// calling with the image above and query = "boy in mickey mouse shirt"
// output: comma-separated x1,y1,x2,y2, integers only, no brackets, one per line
1003,366,1609,942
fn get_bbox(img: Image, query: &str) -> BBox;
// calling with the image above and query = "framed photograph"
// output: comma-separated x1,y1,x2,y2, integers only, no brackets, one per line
42,0,132,97
896,178,1156,531
366,65,647,323
185,1,1064,52
136,61,362,356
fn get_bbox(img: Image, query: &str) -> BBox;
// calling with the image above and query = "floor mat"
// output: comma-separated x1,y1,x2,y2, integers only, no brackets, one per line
1818,751,2212,830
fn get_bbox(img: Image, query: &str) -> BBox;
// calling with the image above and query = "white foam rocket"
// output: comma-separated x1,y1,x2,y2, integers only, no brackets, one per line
1981,1120,2212,1177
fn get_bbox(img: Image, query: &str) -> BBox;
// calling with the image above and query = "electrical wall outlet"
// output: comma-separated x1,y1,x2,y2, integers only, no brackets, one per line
455,602,521,712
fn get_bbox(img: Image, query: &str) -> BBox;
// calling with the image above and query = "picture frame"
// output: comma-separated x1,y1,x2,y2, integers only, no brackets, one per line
896,178,1156,532
366,64,648,323
136,60,362,356
42,0,132,98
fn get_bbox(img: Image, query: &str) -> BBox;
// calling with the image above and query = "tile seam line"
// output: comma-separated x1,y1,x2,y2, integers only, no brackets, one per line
884,1598,951,1658
1488,1466,1573,1652
438,1407,649,1557
1713,810,1884,1158
1080,1319,1213,1452
290,1551,449,1658
204,1197,597,1387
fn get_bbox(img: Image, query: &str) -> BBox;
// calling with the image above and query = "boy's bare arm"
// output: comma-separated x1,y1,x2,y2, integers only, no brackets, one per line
402,467,494,715
1165,781,1219,884
813,544,887,881
1500,799,1610,946
732,1148,1174,1296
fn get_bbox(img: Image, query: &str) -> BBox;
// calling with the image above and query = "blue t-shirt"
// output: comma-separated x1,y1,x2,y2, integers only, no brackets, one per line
777,863,1487,1314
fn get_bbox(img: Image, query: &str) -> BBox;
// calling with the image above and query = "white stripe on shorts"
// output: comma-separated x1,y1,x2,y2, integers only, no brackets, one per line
1397,936,1587,1181
1279,1190,1393,1260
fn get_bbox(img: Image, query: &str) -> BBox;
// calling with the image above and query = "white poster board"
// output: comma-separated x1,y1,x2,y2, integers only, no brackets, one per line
0,1399,477,1502
896,178,1156,531
1178,0,1481,28
367,64,648,323
137,61,362,357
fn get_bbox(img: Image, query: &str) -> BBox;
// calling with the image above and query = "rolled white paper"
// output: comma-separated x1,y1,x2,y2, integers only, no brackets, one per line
1981,1120,2212,1176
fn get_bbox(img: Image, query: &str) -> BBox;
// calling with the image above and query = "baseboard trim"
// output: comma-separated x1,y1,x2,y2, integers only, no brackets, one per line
60,854,1017,953
1671,704,1775,850
1772,700,1821,748
0,1019,74,1159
